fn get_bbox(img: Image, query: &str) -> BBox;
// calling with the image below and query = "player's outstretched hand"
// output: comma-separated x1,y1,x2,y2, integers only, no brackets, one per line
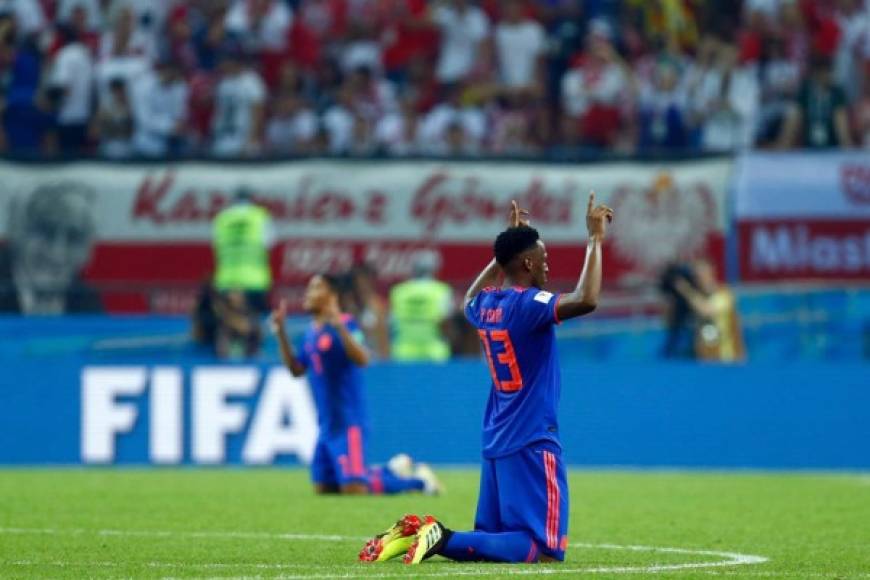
586,191,614,240
509,199,530,228
269,299,288,335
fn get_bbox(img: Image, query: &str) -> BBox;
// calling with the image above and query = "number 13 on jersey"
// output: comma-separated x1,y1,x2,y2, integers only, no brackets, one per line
478,330,524,392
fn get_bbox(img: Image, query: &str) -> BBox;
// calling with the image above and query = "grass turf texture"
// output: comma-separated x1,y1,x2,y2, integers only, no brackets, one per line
0,469,868,579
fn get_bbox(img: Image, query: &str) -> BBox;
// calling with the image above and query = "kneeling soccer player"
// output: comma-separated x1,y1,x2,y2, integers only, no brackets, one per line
271,274,441,499
362,195,613,564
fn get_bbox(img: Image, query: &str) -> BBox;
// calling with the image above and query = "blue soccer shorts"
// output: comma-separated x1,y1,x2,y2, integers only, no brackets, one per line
474,441,569,560
310,425,368,488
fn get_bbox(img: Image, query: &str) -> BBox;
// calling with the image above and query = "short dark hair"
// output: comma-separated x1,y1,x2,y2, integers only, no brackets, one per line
319,273,343,294
494,225,540,268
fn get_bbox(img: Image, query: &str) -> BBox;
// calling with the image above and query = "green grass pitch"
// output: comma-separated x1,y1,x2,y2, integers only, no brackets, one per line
1,469,868,579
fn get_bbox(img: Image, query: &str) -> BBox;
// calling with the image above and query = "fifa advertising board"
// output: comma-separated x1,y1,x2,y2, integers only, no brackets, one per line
0,159,731,313
735,152,870,282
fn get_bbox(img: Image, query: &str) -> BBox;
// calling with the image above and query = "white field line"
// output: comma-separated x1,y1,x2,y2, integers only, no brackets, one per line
0,526,769,576
0,527,346,541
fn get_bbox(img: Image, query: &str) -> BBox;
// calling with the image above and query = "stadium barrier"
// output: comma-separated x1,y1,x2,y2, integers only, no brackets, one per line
1,351,867,469
0,156,732,313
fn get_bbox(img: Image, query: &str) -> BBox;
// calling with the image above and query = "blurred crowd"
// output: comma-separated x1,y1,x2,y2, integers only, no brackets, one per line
1,0,868,159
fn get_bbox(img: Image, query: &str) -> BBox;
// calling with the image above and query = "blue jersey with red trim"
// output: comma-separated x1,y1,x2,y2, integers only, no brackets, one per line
296,315,368,437
465,287,563,458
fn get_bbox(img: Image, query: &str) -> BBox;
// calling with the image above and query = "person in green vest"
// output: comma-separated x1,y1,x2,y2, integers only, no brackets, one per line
212,188,273,313
389,251,453,362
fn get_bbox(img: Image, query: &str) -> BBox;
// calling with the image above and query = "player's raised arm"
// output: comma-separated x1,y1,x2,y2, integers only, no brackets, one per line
324,298,370,367
270,299,307,377
464,200,529,308
556,191,614,321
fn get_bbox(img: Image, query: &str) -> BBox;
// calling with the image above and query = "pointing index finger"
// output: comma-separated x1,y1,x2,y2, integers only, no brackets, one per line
588,191,595,214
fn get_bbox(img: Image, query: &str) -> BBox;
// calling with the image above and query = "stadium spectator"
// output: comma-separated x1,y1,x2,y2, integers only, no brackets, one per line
489,94,541,155
374,93,421,155
755,36,800,147
344,64,397,124
91,77,133,158
224,0,292,54
636,58,689,151
49,24,94,154
322,83,357,153
130,58,188,157
211,50,267,157
2,34,59,155
190,0,231,72
0,0,46,38
378,0,438,84
265,93,319,154
224,0,291,86
417,83,485,155
389,250,453,362
0,182,102,314
341,23,383,75
560,20,632,149
212,188,274,313
0,0,866,157
95,6,150,109
56,0,100,32
98,4,154,63
686,39,759,152
54,3,100,54
853,63,870,148
780,55,853,149
494,0,546,94
163,3,199,73
432,0,491,85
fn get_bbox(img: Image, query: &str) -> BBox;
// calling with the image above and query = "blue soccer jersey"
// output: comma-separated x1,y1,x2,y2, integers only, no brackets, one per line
465,287,562,458
296,314,368,437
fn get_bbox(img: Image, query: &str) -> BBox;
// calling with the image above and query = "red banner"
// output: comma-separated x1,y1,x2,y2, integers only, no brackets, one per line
738,221,870,281
1,159,730,313
735,152,870,282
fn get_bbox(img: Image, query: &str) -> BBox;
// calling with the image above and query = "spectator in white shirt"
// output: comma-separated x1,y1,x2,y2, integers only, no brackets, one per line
322,85,357,153
342,26,383,76
374,94,421,155
435,118,480,156
495,0,546,93
687,42,759,152
346,65,397,123
432,0,490,84
50,25,95,154
225,0,292,54
92,76,133,158
211,51,267,157
131,59,189,157
95,5,150,124
0,0,45,37
417,83,485,153
265,94,319,154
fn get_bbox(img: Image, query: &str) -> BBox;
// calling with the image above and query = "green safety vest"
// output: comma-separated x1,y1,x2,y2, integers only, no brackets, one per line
213,204,272,292
389,278,452,362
